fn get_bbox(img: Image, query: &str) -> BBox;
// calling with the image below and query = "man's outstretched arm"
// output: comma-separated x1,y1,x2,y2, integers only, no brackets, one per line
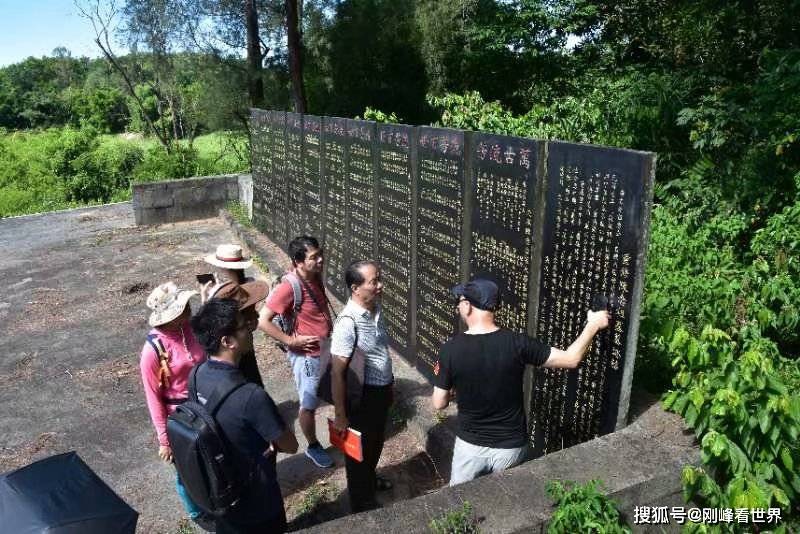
543,310,610,369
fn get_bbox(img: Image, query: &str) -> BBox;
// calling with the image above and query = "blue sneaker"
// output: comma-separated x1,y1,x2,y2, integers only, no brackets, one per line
305,442,334,468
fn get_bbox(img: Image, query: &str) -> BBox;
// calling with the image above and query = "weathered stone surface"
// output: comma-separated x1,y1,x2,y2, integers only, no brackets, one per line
0,202,445,533
297,396,697,534
132,174,248,226
238,174,253,218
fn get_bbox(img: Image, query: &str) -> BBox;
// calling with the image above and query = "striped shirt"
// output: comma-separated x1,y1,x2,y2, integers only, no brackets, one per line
330,299,393,386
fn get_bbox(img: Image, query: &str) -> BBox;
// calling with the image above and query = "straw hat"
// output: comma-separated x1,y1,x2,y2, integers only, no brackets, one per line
204,244,253,270
146,282,198,327
209,281,268,310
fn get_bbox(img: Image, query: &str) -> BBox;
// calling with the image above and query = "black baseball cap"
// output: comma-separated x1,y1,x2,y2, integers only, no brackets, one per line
451,278,500,311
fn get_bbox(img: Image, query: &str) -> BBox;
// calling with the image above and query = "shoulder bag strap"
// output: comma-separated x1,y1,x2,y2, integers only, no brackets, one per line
146,333,171,388
203,372,249,416
282,272,303,334
188,363,201,403
297,275,334,330
333,314,359,355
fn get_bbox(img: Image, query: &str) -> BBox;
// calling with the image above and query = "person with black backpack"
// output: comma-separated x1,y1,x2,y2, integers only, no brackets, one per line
181,282,297,533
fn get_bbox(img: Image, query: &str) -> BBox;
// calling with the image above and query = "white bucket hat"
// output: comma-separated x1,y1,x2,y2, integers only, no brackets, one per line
146,282,198,327
204,244,253,270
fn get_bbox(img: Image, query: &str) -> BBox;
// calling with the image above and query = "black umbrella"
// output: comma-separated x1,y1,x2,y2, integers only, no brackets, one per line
0,451,138,533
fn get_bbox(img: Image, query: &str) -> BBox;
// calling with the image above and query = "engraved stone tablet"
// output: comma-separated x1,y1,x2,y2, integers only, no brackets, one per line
528,141,654,456
267,111,286,245
377,124,414,358
285,112,304,244
249,109,270,234
415,127,465,380
321,117,349,302
302,115,323,238
346,119,377,264
469,134,540,334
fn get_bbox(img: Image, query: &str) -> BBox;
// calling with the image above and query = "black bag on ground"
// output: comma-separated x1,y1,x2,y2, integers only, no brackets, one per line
0,451,138,533
167,363,247,516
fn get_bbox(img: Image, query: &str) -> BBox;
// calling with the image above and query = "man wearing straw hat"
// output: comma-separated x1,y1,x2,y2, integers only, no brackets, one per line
203,243,265,388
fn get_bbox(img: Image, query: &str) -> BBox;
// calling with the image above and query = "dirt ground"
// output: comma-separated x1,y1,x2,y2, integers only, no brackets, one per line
0,203,445,533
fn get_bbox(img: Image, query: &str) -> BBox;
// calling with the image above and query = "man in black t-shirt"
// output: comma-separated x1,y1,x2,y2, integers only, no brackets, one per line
431,277,609,486
190,283,298,533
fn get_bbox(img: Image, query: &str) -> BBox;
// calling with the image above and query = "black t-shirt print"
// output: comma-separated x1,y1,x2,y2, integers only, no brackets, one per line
433,329,550,449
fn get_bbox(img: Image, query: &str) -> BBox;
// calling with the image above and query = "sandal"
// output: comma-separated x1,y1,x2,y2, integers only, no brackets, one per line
376,475,393,491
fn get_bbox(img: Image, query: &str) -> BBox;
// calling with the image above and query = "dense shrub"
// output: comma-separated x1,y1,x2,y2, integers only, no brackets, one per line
67,138,143,202
0,129,249,216
546,480,630,534
132,144,202,183
663,326,800,528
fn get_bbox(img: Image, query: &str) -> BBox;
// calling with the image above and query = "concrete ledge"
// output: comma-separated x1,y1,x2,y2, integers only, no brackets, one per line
297,400,697,534
132,174,248,225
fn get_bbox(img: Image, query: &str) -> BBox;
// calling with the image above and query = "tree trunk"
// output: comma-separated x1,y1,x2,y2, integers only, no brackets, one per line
245,0,265,108
286,0,307,113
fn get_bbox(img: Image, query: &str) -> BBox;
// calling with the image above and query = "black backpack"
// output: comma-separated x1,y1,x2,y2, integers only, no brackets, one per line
166,363,248,516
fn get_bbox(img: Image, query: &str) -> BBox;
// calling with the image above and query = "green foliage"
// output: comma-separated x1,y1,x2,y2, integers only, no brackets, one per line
67,138,143,202
296,482,332,516
429,501,480,534
0,129,249,217
324,0,430,123
663,326,800,527
545,480,630,534
66,86,128,133
226,201,252,228
357,107,402,124
132,144,203,183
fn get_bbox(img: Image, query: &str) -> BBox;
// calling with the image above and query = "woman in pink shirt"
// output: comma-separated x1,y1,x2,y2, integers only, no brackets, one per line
140,282,210,528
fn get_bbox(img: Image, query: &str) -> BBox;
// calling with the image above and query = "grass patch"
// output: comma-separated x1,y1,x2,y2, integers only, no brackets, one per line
429,501,481,534
296,482,333,516
226,200,252,228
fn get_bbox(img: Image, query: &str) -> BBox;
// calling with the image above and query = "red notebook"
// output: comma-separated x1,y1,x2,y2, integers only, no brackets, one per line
327,418,363,462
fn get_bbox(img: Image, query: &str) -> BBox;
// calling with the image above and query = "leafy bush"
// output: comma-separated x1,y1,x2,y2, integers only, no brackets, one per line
132,144,202,183
67,139,143,202
50,125,100,180
663,326,800,526
192,131,249,174
546,480,630,534
357,107,403,124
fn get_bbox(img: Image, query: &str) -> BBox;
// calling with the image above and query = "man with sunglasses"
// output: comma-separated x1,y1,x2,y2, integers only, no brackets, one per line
431,277,610,486
191,281,298,533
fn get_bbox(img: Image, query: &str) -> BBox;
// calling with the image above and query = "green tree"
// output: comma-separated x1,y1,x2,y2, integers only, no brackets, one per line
327,0,429,123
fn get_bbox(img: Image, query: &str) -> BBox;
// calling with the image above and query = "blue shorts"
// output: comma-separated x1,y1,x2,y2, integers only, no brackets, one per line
288,352,321,410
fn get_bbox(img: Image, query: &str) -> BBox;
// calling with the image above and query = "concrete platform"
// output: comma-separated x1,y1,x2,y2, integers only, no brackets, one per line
0,203,442,533
0,202,697,533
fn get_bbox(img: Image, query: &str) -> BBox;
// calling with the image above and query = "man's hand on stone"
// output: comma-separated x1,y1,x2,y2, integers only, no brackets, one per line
586,310,610,332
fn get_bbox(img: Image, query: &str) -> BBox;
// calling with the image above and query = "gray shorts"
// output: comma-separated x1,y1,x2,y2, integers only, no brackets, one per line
288,352,321,410
449,436,528,486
